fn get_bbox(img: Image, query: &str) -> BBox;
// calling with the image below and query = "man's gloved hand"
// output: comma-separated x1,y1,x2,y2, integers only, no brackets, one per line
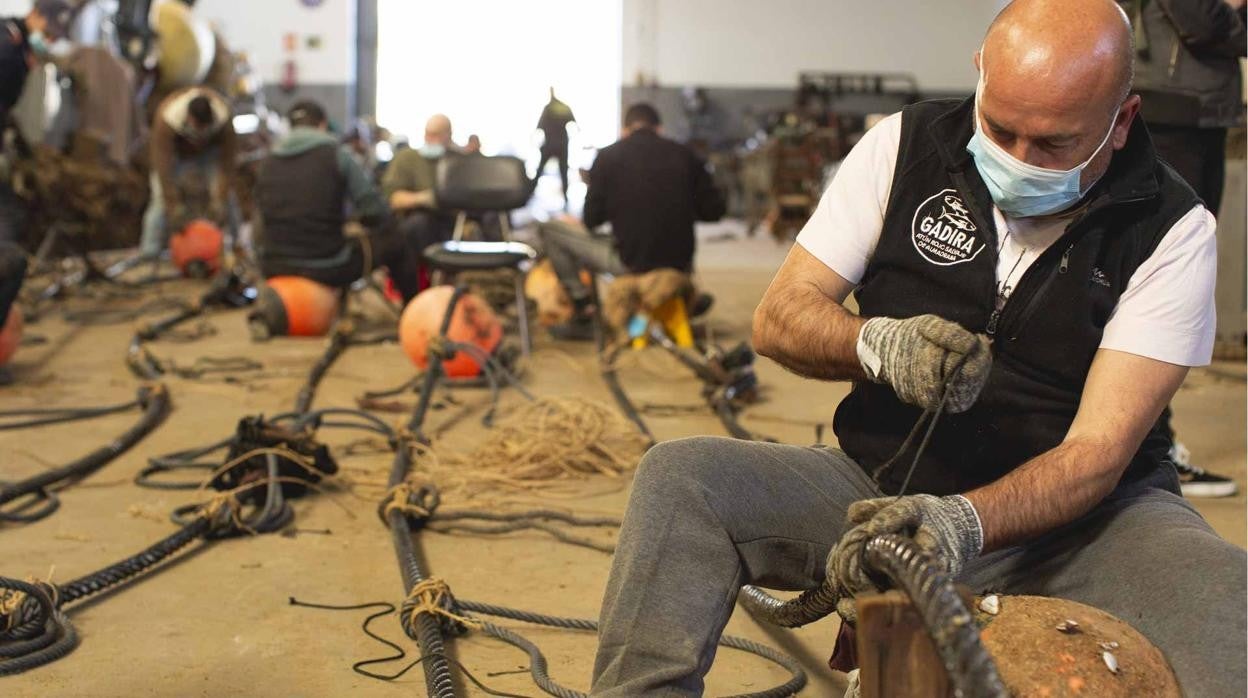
829,494,983,622
856,314,992,413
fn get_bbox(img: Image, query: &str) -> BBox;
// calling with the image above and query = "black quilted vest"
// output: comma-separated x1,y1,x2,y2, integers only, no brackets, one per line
834,98,1200,496
256,143,348,261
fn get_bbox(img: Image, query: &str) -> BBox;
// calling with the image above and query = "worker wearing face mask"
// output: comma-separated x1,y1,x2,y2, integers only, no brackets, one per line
135,85,238,265
381,113,462,264
591,1,1241,697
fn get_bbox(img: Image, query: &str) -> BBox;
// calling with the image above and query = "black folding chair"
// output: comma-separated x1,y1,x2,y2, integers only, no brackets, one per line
424,155,538,356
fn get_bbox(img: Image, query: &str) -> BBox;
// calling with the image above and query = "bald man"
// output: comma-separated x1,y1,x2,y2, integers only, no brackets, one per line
381,114,461,259
590,1,1245,696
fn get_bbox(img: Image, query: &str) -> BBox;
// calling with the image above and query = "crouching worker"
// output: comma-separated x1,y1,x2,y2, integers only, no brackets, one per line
539,103,725,340
254,100,423,302
590,1,1245,696
139,86,238,264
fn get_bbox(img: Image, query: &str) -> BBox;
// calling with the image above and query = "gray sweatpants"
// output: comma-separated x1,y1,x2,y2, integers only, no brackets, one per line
591,437,1247,697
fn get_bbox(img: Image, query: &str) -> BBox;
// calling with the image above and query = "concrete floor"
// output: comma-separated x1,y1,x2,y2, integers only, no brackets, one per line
2,223,1244,696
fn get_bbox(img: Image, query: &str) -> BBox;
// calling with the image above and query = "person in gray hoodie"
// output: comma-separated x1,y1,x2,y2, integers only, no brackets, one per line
254,100,423,301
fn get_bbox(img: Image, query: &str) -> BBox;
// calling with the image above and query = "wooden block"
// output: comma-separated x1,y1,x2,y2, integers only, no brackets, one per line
856,590,952,698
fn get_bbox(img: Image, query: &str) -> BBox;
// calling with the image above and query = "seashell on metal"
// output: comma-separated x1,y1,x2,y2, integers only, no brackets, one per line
1103,650,1120,674
978,594,1001,615
1056,619,1081,633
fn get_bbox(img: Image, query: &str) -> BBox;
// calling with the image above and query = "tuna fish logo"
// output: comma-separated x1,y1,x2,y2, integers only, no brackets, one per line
911,189,987,267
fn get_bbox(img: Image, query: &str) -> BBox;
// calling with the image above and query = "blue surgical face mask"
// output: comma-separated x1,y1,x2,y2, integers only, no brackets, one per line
965,74,1119,218
28,31,50,57
418,143,446,159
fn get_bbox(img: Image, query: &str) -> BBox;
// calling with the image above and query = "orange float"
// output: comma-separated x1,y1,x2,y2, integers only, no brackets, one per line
399,285,502,378
250,276,340,338
0,305,22,365
169,219,223,277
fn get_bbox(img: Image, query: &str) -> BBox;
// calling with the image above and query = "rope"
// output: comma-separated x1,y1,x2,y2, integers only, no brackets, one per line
402,578,482,632
458,599,807,698
379,481,437,524
426,509,620,555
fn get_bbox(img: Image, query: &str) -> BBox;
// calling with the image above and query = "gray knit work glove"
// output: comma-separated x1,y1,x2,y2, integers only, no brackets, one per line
856,314,992,413
829,494,983,623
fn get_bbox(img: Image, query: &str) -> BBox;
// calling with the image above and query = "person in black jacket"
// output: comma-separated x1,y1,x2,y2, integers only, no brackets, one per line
538,103,725,339
254,101,423,302
1124,0,1245,212
1121,0,1245,497
534,88,576,205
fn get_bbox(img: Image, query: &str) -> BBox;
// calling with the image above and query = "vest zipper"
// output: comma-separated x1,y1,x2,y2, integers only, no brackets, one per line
1003,242,1075,340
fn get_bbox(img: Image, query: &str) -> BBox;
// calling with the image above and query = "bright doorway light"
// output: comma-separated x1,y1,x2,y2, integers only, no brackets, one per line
376,0,621,167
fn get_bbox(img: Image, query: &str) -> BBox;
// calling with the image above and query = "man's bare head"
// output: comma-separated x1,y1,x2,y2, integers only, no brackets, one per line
974,0,1140,186
425,114,452,146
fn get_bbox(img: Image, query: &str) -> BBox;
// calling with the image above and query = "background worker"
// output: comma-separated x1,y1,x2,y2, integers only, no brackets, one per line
1121,0,1246,497
381,113,460,262
534,87,576,205
137,86,237,264
254,100,423,302
590,1,1245,696
0,0,71,245
539,103,725,340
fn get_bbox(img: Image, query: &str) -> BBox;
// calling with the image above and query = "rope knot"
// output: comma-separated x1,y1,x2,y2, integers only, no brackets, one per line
378,481,440,527
198,491,253,535
426,336,457,362
399,577,480,638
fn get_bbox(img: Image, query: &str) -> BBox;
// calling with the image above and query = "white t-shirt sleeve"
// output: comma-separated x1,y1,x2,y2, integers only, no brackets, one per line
794,112,902,284
1099,204,1217,366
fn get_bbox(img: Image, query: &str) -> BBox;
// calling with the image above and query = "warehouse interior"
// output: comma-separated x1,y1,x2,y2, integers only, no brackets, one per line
0,0,1244,696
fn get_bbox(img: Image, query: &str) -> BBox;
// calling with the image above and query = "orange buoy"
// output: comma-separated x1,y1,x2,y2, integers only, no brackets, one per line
169,219,223,277
249,276,340,338
0,305,23,366
399,285,502,378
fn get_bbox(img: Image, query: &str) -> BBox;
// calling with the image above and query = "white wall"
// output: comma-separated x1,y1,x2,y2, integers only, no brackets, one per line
193,0,355,87
623,0,1006,91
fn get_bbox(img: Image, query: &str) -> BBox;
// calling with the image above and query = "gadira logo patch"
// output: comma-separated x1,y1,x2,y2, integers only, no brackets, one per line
911,189,987,266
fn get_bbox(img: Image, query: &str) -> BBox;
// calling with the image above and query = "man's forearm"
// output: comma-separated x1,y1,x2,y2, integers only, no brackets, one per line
389,189,434,211
965,436,1128,551
753,281,866,381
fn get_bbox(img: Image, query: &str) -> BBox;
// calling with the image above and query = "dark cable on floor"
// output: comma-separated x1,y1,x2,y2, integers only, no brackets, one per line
0,385,171,525
0,439,330,675
288,598,536,698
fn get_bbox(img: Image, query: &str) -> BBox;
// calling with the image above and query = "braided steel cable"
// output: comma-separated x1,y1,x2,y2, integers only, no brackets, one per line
293,323,353,415
380,286,468,698
0,516,211,675
0,385,171,524
457,599,807,698
0,578,78,677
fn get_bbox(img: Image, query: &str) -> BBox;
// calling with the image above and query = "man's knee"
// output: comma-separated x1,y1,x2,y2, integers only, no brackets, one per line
633,436,735,499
